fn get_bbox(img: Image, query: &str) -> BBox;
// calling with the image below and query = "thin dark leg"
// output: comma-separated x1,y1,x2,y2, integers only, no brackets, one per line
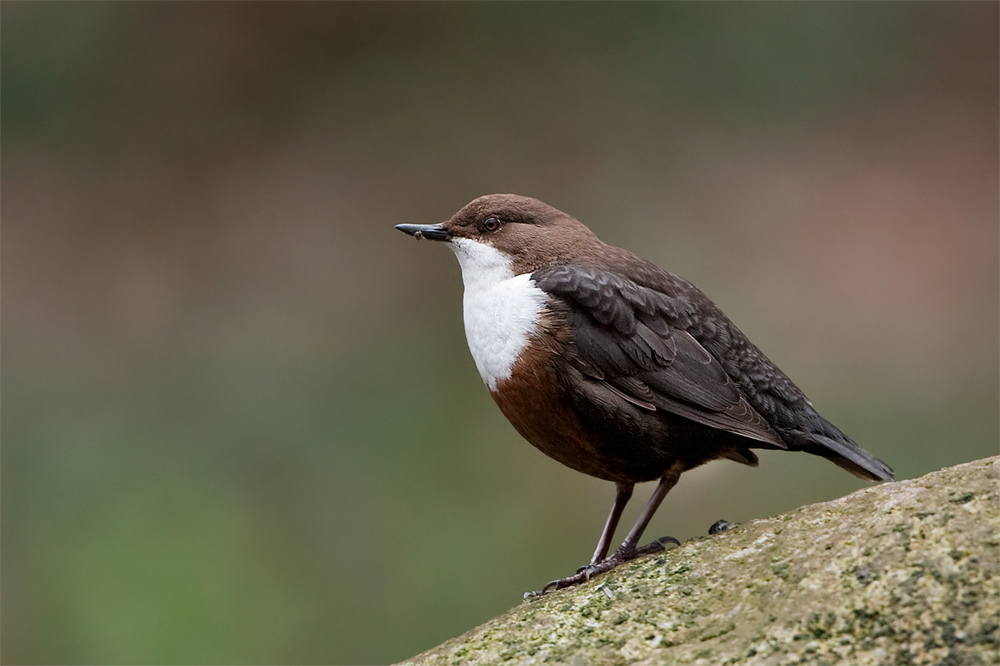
531,462,683,597
613,463,682,557
590,482,633,565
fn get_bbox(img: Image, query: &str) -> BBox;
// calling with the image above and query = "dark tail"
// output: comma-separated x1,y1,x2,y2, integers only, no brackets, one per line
781,422,895,482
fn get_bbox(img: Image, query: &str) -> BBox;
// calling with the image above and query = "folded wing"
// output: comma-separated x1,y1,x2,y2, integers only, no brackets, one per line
533,265,787,450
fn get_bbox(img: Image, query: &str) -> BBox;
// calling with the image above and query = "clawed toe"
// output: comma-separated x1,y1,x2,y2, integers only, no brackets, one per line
708,520,735,535
525,536,680,597
525,574,586,599
612,534,680,561
636,535,679,555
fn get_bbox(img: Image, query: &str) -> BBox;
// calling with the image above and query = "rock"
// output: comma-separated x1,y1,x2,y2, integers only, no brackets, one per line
401,457,999,666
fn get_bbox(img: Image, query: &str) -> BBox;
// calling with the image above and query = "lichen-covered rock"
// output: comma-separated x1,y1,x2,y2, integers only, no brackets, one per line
402,457,999,666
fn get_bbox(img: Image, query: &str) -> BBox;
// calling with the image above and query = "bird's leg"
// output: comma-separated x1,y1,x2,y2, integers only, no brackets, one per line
607,463,682,561
588,482,634,566
530,464,683,597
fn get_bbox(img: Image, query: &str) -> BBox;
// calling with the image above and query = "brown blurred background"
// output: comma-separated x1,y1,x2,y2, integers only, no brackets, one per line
2,3,997,664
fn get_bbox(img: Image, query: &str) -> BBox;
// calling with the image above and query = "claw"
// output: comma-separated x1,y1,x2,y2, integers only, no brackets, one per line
526,535,679,596
708,520,734,535
524,582,559,600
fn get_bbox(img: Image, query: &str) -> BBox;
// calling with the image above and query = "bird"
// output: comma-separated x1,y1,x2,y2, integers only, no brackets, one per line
395,194,894,594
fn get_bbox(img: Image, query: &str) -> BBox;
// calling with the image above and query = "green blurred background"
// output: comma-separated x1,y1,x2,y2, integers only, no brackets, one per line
2,3,997,664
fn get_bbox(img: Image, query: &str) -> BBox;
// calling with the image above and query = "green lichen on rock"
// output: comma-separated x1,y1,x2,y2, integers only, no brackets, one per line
402,457,999,666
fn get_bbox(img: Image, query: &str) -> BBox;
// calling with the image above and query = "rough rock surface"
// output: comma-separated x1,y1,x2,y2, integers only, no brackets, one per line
402,457,999,666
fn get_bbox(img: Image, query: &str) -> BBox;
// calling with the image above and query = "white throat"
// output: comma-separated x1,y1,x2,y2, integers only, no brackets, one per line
448,238,547,391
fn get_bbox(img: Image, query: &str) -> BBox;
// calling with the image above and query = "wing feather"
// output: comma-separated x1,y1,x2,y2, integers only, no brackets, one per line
534,265,786,449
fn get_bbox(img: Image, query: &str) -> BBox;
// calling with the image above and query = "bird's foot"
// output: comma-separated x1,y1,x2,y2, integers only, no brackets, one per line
708,519,735,535
524,536,679,599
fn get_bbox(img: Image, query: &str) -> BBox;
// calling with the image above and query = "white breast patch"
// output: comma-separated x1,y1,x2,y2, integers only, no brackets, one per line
448,238,547,391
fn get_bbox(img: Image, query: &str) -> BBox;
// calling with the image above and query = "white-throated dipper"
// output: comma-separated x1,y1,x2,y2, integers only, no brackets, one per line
396,194,894,595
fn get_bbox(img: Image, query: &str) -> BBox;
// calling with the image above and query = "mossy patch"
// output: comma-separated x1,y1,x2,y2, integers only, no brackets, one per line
403,458,1000,666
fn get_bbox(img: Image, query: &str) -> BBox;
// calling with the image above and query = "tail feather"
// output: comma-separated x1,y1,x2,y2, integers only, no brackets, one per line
781,427,895,482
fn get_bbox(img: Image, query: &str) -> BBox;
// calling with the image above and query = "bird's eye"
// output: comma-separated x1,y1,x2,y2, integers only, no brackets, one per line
483,216,503,232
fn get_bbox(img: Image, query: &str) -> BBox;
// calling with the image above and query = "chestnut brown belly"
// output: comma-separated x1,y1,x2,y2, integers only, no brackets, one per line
490,356,621,480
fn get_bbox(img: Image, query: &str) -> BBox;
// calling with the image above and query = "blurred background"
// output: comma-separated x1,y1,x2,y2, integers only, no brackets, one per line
2,3,997,664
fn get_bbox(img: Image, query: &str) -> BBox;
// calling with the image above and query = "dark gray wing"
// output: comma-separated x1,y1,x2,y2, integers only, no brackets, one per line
533,265,787,449
542,256,894,482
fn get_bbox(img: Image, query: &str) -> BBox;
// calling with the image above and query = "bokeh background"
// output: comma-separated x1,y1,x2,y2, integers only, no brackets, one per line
3,3,997,664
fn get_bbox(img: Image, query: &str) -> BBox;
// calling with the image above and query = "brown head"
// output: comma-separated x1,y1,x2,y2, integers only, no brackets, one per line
396,194,606,276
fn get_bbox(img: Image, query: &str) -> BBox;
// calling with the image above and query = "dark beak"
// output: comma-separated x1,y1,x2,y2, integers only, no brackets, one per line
395,223,451,242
